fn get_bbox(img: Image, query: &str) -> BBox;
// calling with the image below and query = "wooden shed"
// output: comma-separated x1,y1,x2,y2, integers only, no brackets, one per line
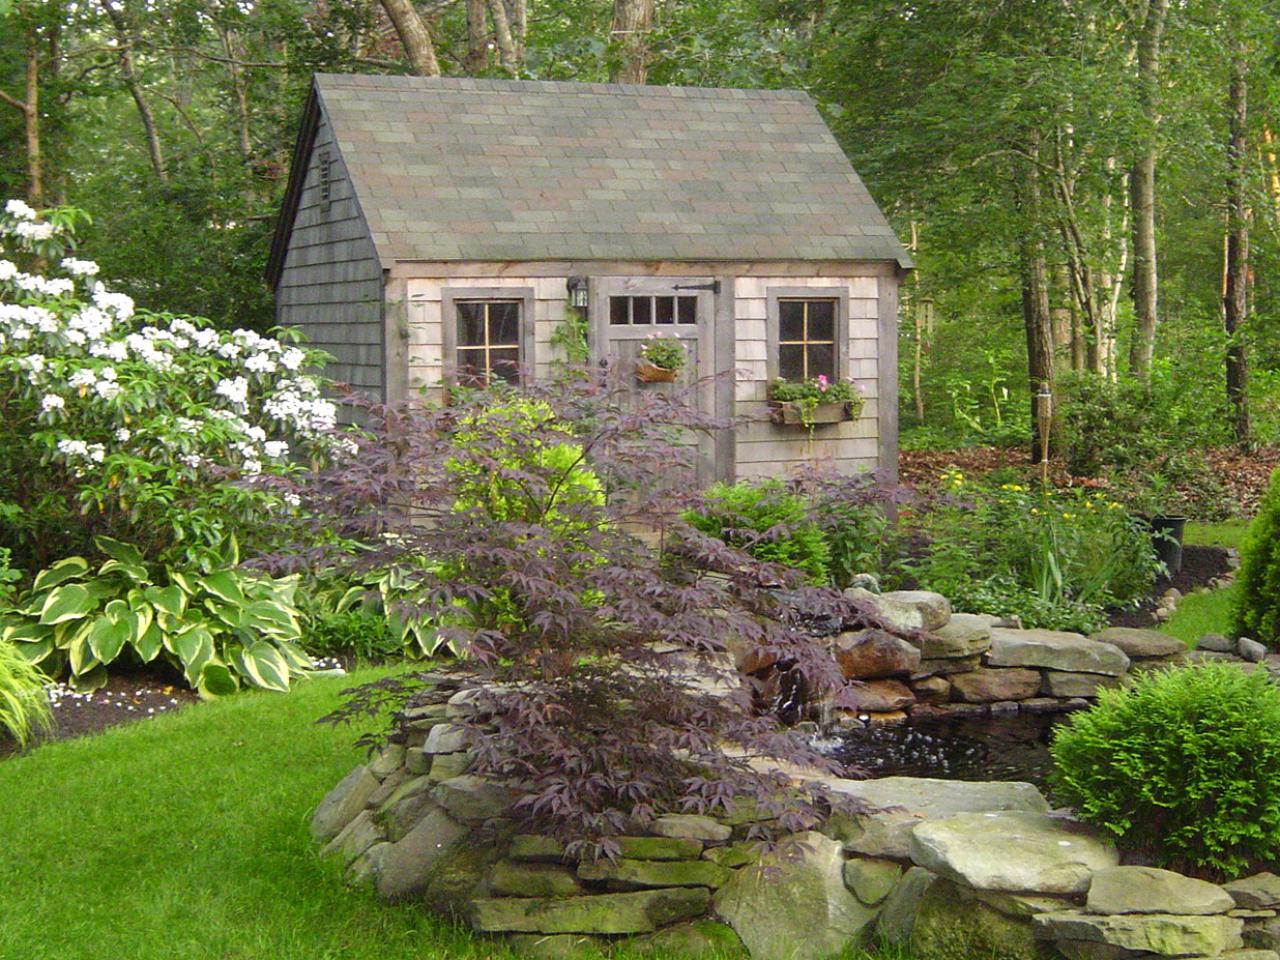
267,73,911,483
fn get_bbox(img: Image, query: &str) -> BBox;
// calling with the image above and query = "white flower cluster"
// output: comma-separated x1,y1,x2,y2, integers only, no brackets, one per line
1,198,349,487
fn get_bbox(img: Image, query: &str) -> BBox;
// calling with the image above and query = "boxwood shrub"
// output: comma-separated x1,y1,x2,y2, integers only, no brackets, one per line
1232,467,1280,648
1049,662,1280,878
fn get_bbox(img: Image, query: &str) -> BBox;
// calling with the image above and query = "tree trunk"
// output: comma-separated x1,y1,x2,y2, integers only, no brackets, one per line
486,0,519,73
23,29,42,207
221,30,253,164
379,0,441,77
504,0,526,62
464,0,488,74
100,0,168,183
1224,44,1250,446
1127,0,1167,380
1019,140,1055,461
609,0,654,84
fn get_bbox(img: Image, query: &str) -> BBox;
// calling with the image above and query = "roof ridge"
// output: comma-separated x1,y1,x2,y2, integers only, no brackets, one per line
311,72,809,101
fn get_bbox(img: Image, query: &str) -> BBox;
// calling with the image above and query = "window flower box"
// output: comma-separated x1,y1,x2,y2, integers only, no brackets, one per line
770,399,853,425
766,376,865,428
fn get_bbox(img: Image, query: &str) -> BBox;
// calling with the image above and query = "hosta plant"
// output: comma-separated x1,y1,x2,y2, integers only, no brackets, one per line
0,537,315,696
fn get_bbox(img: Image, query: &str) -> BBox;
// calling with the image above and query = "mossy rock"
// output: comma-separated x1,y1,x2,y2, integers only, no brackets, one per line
506,933,608,959
910,879,1055,960
627,920,749,959
422,840,501,919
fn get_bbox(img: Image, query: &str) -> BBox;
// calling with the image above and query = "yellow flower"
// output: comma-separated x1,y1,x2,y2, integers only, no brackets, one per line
1030,507,1039,516
1061,512,1074,520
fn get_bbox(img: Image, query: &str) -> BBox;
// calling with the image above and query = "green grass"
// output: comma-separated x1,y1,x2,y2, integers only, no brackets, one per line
1159,581,1238,647
1184,519,1251,551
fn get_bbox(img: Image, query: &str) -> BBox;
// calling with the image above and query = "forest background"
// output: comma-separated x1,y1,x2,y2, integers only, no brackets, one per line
3,0,1277,454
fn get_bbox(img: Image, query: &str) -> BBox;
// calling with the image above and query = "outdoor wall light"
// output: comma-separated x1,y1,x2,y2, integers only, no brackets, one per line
566,276,589,309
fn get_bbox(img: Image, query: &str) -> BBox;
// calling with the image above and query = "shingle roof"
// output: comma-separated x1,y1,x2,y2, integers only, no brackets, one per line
310,73,910,267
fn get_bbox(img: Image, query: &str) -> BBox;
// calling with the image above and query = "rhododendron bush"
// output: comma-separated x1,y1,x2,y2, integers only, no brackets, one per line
0,199,346,572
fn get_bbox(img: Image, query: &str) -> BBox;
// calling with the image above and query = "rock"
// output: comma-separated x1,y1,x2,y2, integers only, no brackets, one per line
510,835,570,863
374,805,469,900
424,723,470,754
1227,874,1280,910
1240,638,1269,663
403,702,449,721
1247,918,1280,951
1087,866,1235,916
471,888,711,935
1041,671,1122,699
423,842,496,918
971,890,1078,918
990,700,1020,715
909,811,1119,895
848,678,915,712
924,614,994,659
432,774,518,822
651,814,731,842
843,857,901,906
951,667,1043,703
703,842,761,869
1153,607,1173,622
375,776,439,842
322,809,384,865
1035,911,1244,957
1021,697,1070,714
491,860,584,898
864,710,909,725
428,751,473,782
875,866,937,944
911,675,952,704
311,764,379,843
616,836,704,860
989,628,1131,676
1198,633,1236,653
713,831,877,960
365,769,409,809
405,747,432,775
845,587,925,634
911,879,1056,960
627,920,748,959
912,654,982,679
507,934,605,959
825,776,1049,859
578,858,731,891
1055,941,1142,960
881,590,953,632
369,743,405,779
347,840,389,886
1089,628,1186,660
832,629,922,680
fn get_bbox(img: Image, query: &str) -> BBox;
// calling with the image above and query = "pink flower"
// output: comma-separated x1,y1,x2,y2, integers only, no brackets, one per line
816,374,829,391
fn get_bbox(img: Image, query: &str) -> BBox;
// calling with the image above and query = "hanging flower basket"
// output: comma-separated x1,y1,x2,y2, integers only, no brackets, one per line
635,360,679,383
770,399,853,425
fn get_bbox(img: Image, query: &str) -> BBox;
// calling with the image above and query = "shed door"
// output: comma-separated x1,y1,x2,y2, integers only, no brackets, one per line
589,277,723,483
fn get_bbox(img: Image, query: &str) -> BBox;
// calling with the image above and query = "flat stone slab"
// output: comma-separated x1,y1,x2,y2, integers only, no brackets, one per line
922,613,993,659
1227,873,1280,910
988,628,1131,676
490,860,584,898
311,764,378,843
577,857,731,891
471,888,711,934
824,776,1049,859
910,811,1118,894
1042,671,1122,699
1035,911,1244,957
1089,628,1187,660
651,814,730,843
952,667,1042,703
1087,866,1235,916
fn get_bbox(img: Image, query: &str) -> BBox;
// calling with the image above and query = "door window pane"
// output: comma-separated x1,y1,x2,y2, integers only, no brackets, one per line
655,296,675,324
610,296,630,325
631,297,652,325
677,296,696,324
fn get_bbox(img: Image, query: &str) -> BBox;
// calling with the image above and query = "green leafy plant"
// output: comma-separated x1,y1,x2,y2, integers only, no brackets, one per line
1231,467,1280,647
0,537,314,696
768,375,866,429
0,637,52,748
686,480,830,584
0,548,20,607
549,302,590,367
947,576,1106,633
1050,663,1280,878
302,608,401,663
638,333,686,371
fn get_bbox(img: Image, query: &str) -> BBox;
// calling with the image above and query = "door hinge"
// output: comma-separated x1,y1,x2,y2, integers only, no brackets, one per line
672,280,721,294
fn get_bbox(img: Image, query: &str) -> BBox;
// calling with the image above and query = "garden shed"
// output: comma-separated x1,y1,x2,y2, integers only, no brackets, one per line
267,73,911,482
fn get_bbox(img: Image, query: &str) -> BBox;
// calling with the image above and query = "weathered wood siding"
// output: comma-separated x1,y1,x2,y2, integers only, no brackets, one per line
732,276,881,479
275,108,384,400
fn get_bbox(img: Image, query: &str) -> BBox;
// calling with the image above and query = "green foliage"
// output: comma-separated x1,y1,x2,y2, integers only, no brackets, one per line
686,480,830,584
0,637,51,748
0,537,313,697
0,548,19,607
549,304,590,367
301,608,401,664
638,333,686,371
810,494,892,591
903,472,1161,623
1231,468,1280,647
1050,663,1280,878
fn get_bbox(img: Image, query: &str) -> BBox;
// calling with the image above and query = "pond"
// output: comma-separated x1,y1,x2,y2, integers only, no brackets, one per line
824,710,1072,790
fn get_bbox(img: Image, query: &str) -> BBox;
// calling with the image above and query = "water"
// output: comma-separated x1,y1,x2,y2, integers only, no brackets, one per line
826,711,1070,789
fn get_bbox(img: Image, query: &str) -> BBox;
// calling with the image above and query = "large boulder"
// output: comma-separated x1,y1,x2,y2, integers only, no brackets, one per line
845,588,925,634
1226,873,1280,910
909,811,1119,895
825,777,1049,859
923,614,994,660
471,888,711,935
1089,628,1187,660
911,879,1056,960
832,629,922,680
311,764,379,843
713,831,878,960
1035,911,1244,957
843,857,902,907
988,628,1130,676
880,590,953,632
433,774,519,822
875,866,937,944
374,804,470,901
951,667,1043,703
1086,866,1234,916
847,679,916,712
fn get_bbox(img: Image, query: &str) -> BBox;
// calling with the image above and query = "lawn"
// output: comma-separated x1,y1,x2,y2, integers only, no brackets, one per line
1155,519,1249,646
0,665,897,960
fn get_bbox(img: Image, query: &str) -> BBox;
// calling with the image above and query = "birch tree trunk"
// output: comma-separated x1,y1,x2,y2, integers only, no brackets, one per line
486,0,519,73
464,0,488,74
609,0,654,84
1127,0,1167,380
1019,140,1055,461
379,0,441,77
101,0,168,183
1224,42,1251,446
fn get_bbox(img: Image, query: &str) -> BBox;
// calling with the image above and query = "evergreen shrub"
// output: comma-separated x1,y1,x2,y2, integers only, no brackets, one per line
1231,467,1280,647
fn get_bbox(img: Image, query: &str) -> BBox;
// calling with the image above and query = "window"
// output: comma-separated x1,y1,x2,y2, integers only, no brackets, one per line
455,299,522,385
777,299,837,381
609,295,697,326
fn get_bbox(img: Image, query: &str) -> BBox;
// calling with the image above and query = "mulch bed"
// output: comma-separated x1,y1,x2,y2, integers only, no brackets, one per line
0,666,200,759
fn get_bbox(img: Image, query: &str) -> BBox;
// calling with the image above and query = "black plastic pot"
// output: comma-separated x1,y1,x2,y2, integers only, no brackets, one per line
1150,515,1187,576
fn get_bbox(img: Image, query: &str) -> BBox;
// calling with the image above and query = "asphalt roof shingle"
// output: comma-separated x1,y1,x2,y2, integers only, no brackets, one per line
313,73,910,267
